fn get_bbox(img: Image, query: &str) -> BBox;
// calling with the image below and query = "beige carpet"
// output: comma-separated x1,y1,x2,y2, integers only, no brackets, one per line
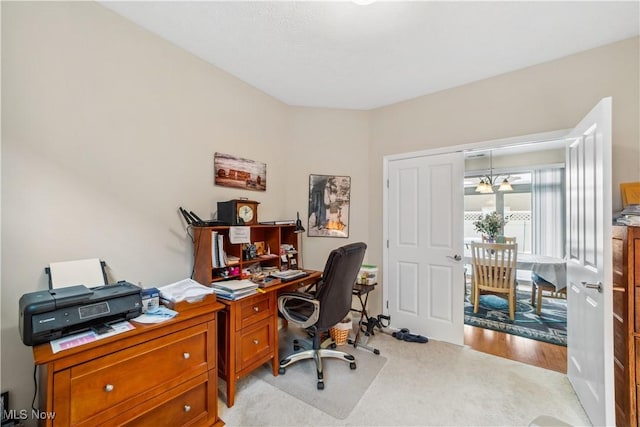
252,328,387,419
218,328,591,426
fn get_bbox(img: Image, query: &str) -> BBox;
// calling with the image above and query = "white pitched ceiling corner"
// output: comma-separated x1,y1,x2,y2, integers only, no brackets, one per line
99,0,639,110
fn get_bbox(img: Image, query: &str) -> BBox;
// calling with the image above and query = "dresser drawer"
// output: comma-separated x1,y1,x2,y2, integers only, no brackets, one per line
124,377,208,427
236,320,274,372
236,294,273,330
68,325,209,423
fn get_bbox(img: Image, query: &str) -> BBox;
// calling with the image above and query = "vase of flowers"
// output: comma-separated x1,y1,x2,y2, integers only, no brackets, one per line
473,211,507,240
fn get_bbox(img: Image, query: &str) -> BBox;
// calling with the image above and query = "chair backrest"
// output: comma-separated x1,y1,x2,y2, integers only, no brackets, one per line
470,242,517,292
315,242,367,330
481,235,516,244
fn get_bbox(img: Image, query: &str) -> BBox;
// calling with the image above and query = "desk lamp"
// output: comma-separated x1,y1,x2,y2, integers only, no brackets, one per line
294,212,305,268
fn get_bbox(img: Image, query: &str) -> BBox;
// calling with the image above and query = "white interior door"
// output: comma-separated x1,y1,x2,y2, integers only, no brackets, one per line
565,97,613,426
386,152,464,345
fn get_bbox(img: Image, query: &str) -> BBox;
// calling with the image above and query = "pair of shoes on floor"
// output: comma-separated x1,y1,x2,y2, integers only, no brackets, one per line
391,328,428,343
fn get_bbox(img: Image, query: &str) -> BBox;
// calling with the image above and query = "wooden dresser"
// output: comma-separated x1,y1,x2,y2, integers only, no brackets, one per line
612,225,640,427
33,303,225,427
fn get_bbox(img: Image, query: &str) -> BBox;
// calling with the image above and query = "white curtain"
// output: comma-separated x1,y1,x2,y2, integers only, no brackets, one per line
532,168,565,258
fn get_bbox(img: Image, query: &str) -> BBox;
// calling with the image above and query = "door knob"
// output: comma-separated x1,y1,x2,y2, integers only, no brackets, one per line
446,255,462,262
581,281,602,293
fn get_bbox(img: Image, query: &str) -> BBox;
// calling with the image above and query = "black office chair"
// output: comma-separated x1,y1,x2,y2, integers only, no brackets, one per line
277,242,367,390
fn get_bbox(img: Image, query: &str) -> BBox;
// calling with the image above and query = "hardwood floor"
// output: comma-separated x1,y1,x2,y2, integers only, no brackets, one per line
464,324,567,373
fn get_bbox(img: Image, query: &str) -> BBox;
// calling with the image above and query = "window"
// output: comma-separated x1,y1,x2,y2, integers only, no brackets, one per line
464,172,532,252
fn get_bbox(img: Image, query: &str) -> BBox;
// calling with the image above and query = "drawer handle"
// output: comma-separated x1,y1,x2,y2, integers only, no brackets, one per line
183,352,190,359
184,405,191,413
253,339,259,345
104,384,114,393
253,306,259,312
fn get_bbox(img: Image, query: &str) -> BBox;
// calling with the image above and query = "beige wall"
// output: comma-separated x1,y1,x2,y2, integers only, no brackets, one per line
366,37,639,315
284,107,371,271
2,0,638,414
1,2,371,412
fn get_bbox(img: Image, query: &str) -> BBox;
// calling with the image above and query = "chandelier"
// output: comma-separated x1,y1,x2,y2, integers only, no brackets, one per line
474,151,513,193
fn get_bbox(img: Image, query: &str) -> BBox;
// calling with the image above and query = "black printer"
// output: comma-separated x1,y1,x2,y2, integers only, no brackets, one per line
19,281,142,346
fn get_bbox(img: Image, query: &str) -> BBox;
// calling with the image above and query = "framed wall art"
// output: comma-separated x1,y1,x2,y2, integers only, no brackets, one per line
214,152,266,191
308,174,351,238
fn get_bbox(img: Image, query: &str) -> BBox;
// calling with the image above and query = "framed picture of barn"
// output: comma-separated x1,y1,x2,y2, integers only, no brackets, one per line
214,152,266,191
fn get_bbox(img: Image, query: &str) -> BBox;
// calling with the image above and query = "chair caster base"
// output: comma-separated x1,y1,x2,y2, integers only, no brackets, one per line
317,381,324,390
278,367,286,374
350,362,356,369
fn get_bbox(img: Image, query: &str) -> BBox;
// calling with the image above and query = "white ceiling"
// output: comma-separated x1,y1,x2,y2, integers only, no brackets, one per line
99,1,639,110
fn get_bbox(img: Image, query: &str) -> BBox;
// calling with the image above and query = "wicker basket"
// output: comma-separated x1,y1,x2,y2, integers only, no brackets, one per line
329,318,352,345
329,327,350,346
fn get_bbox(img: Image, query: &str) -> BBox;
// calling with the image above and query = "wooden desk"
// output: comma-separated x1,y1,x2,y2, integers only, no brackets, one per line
32,302,225,427
217,270,321,407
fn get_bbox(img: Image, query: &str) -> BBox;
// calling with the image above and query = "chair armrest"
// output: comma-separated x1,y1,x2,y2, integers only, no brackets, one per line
278,292,320,329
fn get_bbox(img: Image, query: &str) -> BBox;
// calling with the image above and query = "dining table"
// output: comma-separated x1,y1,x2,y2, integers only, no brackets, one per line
463,250,567,291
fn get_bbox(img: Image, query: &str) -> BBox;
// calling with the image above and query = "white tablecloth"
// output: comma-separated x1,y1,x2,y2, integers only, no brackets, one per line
464,251,566,291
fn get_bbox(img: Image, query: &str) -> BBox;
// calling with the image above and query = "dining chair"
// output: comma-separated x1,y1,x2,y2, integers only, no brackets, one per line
481,235,516,244
471,242,518,321
530,273,567,315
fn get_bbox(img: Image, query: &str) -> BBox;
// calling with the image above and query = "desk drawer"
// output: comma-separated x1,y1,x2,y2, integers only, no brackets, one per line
236,320,274,372
236,294,273,330
68,325,208,423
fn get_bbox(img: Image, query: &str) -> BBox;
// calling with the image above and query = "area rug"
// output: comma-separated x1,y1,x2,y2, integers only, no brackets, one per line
252,328,387,419
464,288,567,346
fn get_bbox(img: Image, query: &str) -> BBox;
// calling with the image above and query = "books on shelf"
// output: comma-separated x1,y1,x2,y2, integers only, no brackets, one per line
211,231,227,268
226,255,240,265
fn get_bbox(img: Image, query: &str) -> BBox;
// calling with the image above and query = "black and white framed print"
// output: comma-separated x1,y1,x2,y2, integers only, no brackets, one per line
308,174,351,238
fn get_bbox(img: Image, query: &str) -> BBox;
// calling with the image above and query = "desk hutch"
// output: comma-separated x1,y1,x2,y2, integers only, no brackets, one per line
192,224,320,407
612,225,640,427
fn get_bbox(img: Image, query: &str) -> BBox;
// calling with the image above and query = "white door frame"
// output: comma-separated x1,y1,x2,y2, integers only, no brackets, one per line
382,129,569,318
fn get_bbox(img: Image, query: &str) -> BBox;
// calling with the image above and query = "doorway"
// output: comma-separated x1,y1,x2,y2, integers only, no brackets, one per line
384,98,613,425
462,143,568,366
383,129,569,350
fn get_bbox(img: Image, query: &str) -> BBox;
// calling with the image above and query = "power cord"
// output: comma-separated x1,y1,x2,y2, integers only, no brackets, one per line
32,365,38,411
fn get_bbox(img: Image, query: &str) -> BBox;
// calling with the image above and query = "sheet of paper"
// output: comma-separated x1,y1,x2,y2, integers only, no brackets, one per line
229,226,251,244
48,258,105,288
49,321,135,353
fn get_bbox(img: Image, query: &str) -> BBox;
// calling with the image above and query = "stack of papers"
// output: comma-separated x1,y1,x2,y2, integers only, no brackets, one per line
269,269,309,282
617,204,640,225
213,279,259,300
158,279,215,304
